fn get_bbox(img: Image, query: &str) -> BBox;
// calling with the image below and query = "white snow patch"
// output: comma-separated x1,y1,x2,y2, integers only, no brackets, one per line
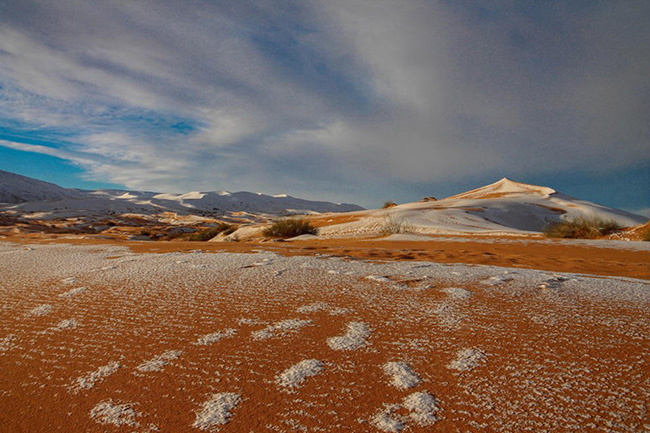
371,408,405,433
59,286,87,298
403,391,440,426
27,304,53,317
136,350,183,373
193,393,241,430
297,302,349,316
327,321,372,350
382,362,422,390
276,359,325,389
52,318,79,331
296,302,329,313
71,361,121,392
90,400,140,427
441,287,472,299
195,329,237,346
252,319,311,340
365,275,392,283
448,348,486,372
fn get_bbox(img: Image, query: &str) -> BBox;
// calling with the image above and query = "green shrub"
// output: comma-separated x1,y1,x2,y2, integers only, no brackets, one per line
188,223,236,241
382,201,396,209
543,216,622,239
262,218,318,238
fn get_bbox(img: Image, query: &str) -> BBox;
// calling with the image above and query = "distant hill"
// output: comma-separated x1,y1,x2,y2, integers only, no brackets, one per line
0,170,84,203
0,170,363,217
318,177,648,236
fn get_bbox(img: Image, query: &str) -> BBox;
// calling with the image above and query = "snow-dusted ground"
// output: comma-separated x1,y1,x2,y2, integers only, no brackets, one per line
0,241,648,432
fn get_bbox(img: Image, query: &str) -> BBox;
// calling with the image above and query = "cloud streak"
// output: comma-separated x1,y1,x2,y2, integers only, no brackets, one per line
0,0,648,206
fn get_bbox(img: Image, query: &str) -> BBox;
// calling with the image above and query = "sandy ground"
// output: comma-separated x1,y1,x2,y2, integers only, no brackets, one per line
3,233,649,279
0,238,649,432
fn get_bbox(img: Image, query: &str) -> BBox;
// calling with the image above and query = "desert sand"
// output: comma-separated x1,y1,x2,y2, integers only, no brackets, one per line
0,235,648,432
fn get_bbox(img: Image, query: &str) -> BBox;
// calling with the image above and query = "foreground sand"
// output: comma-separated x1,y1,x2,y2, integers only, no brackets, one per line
1,239,649,432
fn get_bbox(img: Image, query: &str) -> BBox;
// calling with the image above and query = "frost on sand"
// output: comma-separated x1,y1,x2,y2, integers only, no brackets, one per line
27,304,53,317
136,350,183,373
327,321,371,350
277,359,325,389
382,362,422,390
252,319,311,340
70,361,121,392
371,391,440,432
193,393,241,430
90,400,140,427
448,348,486,371
195,328,237,346
59,286,87,298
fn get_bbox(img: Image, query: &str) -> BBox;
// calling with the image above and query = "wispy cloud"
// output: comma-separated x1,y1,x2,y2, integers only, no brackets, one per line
0,0,648,205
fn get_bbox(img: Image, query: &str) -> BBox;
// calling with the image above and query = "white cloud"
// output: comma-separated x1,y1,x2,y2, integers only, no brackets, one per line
0,0,647,206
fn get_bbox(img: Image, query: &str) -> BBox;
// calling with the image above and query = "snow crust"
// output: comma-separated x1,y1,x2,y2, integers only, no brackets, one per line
327,321,371,350
382,361,422,390
276,359,325,388
448,348,486,371
193,393,241,430
90,400,140,427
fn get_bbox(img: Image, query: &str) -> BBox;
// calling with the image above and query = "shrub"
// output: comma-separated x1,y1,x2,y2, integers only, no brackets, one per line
381,215,415,235
262,218,318,238
382,201,397,209
642,227,650,242
188,223,236,241
543,216,622,239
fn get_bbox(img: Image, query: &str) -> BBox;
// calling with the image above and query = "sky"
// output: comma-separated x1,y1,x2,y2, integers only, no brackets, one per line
0,0,648,214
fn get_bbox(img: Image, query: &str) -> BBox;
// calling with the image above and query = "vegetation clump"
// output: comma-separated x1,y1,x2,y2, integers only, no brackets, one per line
642,226,650,242
543,216,621,239
262,218,318,238
382,201,397,209
381,215,415,235
188,223,236,241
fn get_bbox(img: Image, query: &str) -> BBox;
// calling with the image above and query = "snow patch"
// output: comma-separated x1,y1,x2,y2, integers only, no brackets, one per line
136,350,183,373
59,286,87,298
90,400,140,427
27,304,53,317
71,361,121,392
448,348,486,371
441,287,472,299
52,318,79,331
252,319,311,340
195,328,237,346
327,321,371,350
276,359,325,389
193,393,241,430
403,391,440,426
382,362,422,390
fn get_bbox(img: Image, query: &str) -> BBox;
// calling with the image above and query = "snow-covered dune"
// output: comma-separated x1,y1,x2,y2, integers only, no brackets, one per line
319,178,647,237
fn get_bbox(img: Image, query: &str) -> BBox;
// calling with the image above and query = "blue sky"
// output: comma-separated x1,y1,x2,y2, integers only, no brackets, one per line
0,1,648,214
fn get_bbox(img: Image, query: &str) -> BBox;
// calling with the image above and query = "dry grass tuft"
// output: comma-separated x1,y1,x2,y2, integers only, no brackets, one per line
262,218,318,238
188,223,237,241
543,216,621,239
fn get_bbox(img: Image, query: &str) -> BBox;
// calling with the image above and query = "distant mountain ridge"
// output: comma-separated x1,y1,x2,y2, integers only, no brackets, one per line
0,170,364,217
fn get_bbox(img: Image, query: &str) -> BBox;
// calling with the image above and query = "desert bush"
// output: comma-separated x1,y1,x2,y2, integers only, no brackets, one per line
382,201,397,209
381,215,415,235
543,216,621,239
188,223,236,241
262,218,318,238
642,227,650,242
